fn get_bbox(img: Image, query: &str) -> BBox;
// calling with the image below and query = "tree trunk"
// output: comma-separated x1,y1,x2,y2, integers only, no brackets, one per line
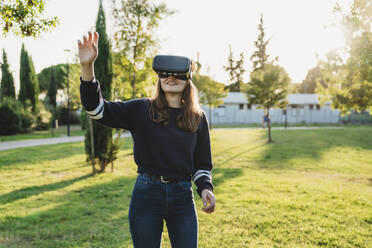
89,118,96,174
132,71,136,99
267,108,273,143
284,108,288,129
209,104,212,130
99,159,106,172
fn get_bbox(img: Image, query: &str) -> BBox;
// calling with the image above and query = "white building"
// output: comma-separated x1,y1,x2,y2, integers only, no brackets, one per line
201,92,340,125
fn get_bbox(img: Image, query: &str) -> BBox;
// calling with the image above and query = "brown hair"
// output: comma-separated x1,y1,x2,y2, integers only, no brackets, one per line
148,62,203,133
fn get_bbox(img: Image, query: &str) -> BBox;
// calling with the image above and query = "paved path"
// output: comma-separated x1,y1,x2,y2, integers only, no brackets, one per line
0,132,131,151
0,126,343,151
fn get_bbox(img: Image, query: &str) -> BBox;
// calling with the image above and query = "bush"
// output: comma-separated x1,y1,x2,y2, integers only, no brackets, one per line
34,102,52,130
19,109,36,132
0,97,26,134
55,105,80,125
0,104,21,135
0,98,54,134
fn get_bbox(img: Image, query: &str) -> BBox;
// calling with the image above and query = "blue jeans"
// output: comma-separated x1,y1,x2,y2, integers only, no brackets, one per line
128,173,198,248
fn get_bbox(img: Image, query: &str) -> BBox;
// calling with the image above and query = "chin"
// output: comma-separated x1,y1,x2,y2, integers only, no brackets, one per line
164,89,182,93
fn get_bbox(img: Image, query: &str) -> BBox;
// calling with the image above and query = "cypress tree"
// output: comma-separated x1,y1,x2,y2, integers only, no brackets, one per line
85,0,118,172
18,44,30,103
29,55,39,109
0,49,16,99
19,44,39,110
47,66,57,108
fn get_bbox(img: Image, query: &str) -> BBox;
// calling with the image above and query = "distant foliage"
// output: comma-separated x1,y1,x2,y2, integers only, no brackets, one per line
317,0,372,115
55,105,80,125
112,0,174,99
250,14,272,72
0,0,59,38
223,45,245,92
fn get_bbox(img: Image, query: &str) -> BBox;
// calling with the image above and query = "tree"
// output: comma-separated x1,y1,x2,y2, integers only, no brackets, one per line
245,63,290,142
84,0,119,173
38,63,83,110
247,14,286,143
250,14,273,72
287,83,302,94
0,0,59,38
37,64,67,92
18,44,39,111
317,0,372,115
0,49,16,99
223,44,246,92
111,0,174,99
46,66,57,109
301,65,326,93
193,61,228,129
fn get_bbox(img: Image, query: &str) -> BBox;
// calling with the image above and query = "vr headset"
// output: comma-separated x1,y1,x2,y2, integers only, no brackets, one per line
152,55,193,80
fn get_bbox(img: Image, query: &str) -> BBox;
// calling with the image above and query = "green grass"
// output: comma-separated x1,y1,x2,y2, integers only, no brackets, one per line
211,122,364,128
0,127,371,247
0,125,85,142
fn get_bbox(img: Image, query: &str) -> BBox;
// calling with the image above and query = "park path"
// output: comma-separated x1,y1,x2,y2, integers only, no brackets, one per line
0,126,343,151
0,132,132,151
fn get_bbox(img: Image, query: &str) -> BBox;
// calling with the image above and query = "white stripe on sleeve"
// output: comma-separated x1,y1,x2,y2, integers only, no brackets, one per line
192,169,211,182
86,98,104,116
90,108,104,119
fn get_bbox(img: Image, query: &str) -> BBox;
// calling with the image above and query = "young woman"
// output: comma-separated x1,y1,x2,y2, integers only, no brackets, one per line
78,31,216,248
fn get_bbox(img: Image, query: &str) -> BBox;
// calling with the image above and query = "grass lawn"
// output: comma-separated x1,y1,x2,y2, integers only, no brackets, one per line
211,122,363,129
0,126,371,247
0,125,85,142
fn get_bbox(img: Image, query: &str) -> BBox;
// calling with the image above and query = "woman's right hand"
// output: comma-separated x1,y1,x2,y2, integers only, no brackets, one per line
77,31,99,66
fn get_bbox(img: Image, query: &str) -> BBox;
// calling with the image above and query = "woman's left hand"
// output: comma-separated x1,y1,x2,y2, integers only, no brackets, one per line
201,189,216,214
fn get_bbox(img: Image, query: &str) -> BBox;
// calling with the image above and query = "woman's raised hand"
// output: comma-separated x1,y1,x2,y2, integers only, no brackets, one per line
77,31,99,65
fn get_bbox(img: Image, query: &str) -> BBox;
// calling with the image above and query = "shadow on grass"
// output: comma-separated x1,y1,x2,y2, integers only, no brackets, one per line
257,127,372,170
211,167,243,188
218,142,267,168
0,176,136,248
0,168,242,247
0,174,94,205
4,164,88,185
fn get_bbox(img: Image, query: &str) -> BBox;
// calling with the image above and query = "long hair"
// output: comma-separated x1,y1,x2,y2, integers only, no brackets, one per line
148,64,203,133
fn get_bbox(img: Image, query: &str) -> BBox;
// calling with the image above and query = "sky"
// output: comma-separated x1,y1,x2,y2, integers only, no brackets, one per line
1,0,351,93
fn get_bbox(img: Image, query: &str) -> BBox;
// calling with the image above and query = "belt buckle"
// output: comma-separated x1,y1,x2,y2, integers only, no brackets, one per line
160,176,170,183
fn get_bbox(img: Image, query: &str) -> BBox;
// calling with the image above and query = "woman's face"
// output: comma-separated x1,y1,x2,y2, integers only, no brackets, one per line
160,76,187,94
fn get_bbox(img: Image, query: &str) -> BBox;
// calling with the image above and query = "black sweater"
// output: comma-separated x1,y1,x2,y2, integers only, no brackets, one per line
79,77,214,198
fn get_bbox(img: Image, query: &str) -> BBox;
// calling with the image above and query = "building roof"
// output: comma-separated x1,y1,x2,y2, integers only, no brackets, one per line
223,92,249,104
286,94,321,104
223,92,326,105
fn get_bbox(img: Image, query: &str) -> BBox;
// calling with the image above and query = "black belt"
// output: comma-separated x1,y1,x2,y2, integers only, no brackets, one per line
140,172,181,183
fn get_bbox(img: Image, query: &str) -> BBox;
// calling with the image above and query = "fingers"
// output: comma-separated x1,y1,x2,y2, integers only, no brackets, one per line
77,31,98,49
208,193,216,208
88,31,93,42
202,192,216,213
93,31,99,44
